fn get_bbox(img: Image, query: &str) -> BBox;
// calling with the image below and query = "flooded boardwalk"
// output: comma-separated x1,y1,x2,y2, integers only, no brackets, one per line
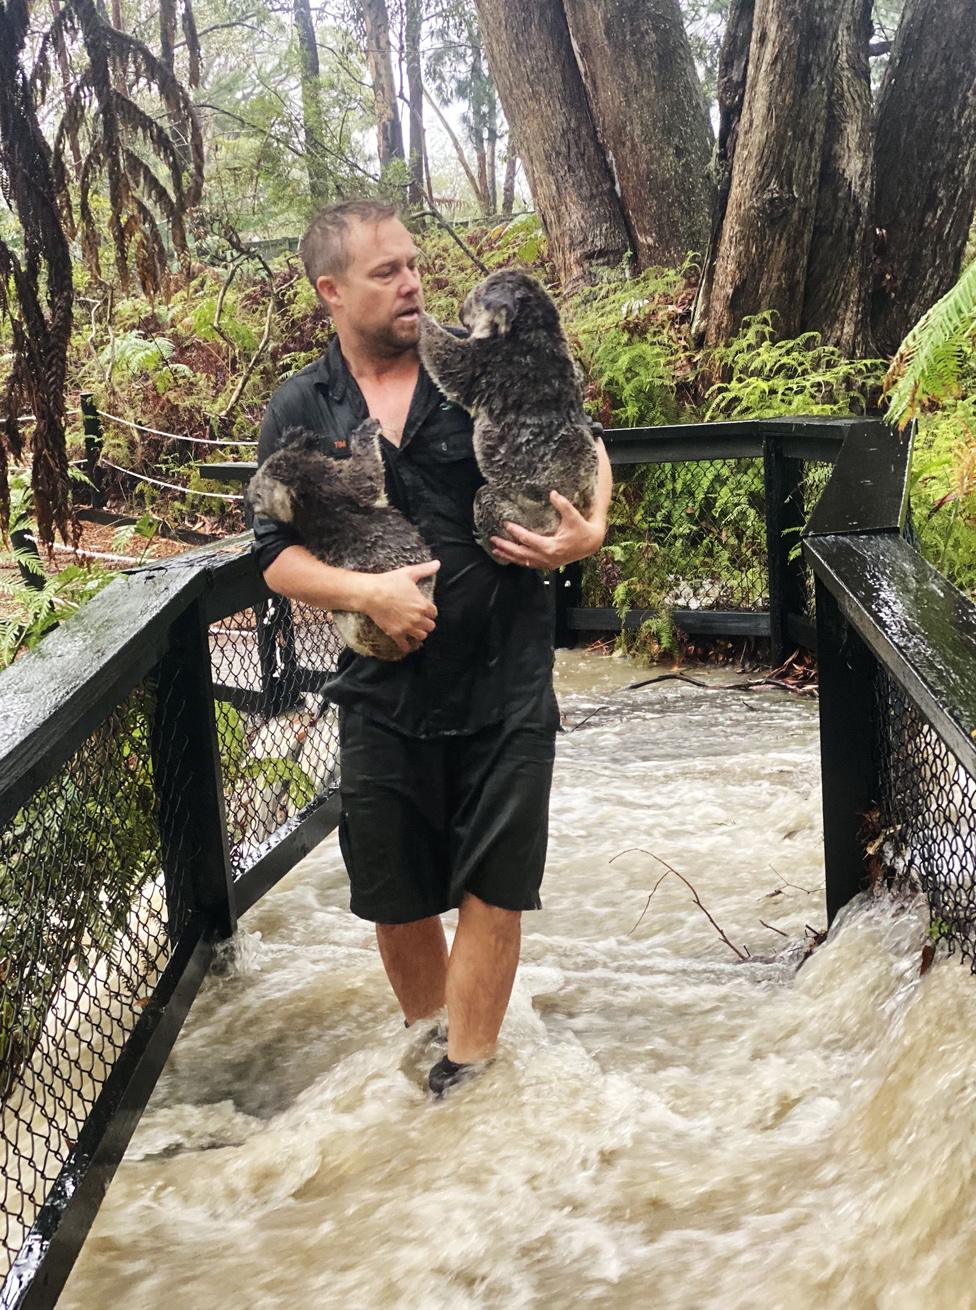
62,652,975,1310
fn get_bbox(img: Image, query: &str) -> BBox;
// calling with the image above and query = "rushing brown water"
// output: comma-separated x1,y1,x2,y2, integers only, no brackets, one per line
62,651,976,1310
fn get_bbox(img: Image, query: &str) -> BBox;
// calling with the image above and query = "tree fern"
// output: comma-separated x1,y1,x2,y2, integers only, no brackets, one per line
885,260,976,427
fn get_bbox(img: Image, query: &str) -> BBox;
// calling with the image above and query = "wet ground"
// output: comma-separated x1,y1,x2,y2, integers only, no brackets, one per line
62,651,976,1310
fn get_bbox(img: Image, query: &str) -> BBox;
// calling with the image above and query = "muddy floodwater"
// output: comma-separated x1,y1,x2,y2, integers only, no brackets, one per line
63,651,976,1310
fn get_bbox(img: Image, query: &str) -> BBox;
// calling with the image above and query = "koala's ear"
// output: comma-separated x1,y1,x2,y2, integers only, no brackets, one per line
469,280,519,339
279,426,320,454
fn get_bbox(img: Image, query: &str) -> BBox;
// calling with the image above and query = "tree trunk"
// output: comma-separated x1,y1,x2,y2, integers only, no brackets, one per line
801,0,874,355
404,0,425,205
561,0,714,267
871,0,976,353
474,0,632,288
361,0,404,170
691,0,754,342
485,90,498,214
697,0,845,346
294,0,329,207
501,148,516,216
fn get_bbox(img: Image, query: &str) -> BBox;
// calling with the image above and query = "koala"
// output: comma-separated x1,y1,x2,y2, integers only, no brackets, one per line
246,419,433,662
418,268,598,559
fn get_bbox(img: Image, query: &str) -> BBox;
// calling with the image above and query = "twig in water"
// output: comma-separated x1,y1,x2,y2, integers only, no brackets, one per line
610,847,749,960
759,919,790,938
765,865,815,896
565,705,610,732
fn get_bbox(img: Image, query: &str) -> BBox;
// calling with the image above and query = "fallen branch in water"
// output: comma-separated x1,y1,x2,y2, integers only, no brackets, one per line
624,671,817,697
611,847,749,960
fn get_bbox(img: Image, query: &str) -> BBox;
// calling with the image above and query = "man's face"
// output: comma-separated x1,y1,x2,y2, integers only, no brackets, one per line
317,217,425,356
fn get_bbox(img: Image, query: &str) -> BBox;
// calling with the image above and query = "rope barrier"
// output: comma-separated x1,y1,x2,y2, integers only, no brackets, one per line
11,410,80,423
100,457,245,502
98,409,257,447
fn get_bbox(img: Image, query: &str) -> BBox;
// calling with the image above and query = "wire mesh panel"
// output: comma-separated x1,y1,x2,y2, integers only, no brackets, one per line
0,677,194,1281
209,599,343,875
601,457,769,615
874,668,976,967
797,460,834,618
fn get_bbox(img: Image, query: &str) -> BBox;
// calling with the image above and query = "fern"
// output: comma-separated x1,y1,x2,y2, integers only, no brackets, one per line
885,260,976,427
705,313,885,420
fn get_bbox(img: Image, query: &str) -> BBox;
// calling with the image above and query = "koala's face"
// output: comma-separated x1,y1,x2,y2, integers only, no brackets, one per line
246,436,341,526
459,270,556,340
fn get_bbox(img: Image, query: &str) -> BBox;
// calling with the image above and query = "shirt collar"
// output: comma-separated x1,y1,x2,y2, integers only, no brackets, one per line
313,335,348,402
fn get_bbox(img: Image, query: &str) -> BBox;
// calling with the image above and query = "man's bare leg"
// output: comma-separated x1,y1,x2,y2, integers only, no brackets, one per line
375,917,449,1024
446,893,521,1064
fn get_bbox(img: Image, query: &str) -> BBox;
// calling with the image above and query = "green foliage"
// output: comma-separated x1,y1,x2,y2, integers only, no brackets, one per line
0,470,116,669
704,313,885,419
214,701,316,849
884,260,976,427
567,263,690,427
1,686,160,1098
908,398,976,594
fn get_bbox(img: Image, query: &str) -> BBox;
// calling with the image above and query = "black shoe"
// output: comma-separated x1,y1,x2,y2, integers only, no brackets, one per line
427,1055,479,1099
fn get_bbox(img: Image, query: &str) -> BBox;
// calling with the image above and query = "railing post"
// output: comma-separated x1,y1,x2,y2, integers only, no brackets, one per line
551,562,582,649
814,578,880,923
80,392,105,508
763,437,807,666
150,599,237,940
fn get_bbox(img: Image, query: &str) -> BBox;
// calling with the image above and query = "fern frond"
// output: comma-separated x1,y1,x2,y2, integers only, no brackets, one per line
885,261,976,428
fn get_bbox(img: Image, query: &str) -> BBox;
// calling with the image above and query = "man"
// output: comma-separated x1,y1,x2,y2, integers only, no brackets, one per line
253,199,612,1096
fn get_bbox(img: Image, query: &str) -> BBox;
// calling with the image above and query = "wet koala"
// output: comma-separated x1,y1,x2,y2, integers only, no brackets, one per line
418,268,598,558
246,420,434,662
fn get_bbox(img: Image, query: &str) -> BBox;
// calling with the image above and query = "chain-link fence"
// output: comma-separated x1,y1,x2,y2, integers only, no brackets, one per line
874,668,976,968
0,542,343,1308
209,599,343,875
601,457,770,613
0,676,194,1284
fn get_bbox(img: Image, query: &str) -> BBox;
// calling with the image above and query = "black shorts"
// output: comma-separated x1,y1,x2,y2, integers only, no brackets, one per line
337,697,558,924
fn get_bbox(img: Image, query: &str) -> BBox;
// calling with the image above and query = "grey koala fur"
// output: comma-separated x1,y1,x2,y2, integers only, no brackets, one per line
246,419,433,662
418,268,598,559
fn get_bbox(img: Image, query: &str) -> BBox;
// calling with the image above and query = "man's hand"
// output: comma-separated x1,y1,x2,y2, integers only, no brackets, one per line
361,559,440,655
490,490,607,570
490,436,612,570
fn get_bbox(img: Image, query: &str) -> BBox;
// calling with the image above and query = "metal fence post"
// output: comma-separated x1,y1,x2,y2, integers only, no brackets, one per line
150,599,237,940
551,562,582,649
763,436,807,666
814,577,880,923
80,393,105,508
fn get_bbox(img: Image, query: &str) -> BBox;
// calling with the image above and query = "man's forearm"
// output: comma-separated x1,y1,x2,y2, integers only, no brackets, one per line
263,544,374,612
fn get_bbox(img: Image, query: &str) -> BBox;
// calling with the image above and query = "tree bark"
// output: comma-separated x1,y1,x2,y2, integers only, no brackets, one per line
871,0,976,353
697,0,845,346
561,0,714,268
404,0,425,205
294,0,329,207
801,0,874,354
691,0,754,342
361,0,404,170
474,0,632,288
501,148,516,217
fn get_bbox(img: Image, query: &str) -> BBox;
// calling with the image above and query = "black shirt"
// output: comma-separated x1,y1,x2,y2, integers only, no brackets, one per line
253,337,554,738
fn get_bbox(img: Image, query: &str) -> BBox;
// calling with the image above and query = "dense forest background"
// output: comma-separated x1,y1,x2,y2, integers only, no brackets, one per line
2,0,975,660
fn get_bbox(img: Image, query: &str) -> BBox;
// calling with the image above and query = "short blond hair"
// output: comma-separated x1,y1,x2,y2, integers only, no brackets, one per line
298,200,399,287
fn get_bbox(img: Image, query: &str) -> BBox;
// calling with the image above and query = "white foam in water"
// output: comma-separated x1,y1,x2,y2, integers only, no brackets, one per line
61,651,976,1310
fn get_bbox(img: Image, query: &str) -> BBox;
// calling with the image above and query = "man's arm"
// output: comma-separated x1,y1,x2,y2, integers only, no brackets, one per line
264,546,440,656
489,437,613,570
254,400,439,655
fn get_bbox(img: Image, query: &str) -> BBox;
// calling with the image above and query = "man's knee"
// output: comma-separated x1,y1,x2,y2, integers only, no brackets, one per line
459,892,521,932
376,914,442,941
